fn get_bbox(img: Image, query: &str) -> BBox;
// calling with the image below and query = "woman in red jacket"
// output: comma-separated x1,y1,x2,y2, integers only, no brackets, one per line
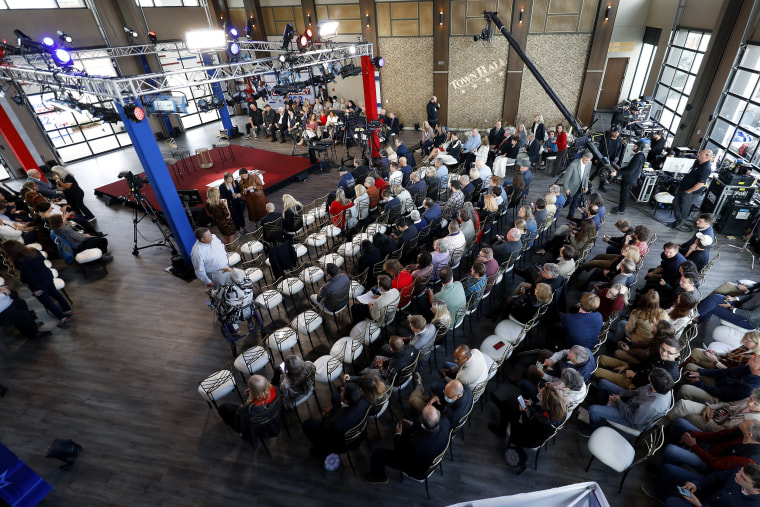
552,124,568,177
329,189,354,229
384,259,414,308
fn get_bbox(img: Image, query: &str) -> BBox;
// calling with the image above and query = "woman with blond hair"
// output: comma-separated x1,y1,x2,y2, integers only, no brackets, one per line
690,331,760,368
353,184,370,221
281,193,303,235
431,300,452,331
612,289,668,349
217,374,281,449
205,187,236,244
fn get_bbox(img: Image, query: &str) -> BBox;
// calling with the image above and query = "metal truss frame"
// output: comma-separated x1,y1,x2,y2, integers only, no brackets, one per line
0,41,372,104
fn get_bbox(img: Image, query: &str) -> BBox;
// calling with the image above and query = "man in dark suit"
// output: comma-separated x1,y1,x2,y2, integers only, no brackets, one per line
302,382,371,458
432,379,472,426
364,405,451,483
387,112,400,137
269,107,286,142
491,227,523,264
260,203,283,242
356,240,382,281
422,198,442,223
392,218,418,248
526,132,541,168
262,104,277,140
611,141,645,214
389,335,419,374
310,263,350,312
383,189,403,222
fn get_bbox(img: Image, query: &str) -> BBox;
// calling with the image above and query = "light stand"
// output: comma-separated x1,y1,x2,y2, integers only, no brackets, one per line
726,212,760,269
129,189,178,257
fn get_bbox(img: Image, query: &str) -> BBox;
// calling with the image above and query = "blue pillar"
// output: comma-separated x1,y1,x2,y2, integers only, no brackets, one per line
115,99,196,262
201,53,234,136
137,54,174,136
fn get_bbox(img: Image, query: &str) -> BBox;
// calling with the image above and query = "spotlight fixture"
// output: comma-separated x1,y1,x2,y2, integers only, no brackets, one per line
13,29,31,46
281,23,294,50
42,36,55,48
123,26,139,39
307,14,312,25
349,44,356,55
12,93,24,105
197,98,209,111
245,18,255,39
278,54,287,63
227,41,240,61
371,56,385,68
251,86,268,100
51,47,73,67
297,28,313,52
365,13,370,28
519,8,524,23
90,106,121,123
123,103,145,122
605,5,611,21
211,96,223,109
148,31,158,44
317,20,339,39
340,62,362,78
57,30,73,44
440,11,444,26
228,25,239,40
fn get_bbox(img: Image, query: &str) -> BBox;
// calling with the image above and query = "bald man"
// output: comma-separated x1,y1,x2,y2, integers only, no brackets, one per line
364,404,451,484
671,149,713,230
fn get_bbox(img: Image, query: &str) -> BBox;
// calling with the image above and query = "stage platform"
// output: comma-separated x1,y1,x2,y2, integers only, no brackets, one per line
94,144,313,212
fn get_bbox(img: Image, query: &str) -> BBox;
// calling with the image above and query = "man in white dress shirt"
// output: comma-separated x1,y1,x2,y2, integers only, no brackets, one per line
191,227,231,288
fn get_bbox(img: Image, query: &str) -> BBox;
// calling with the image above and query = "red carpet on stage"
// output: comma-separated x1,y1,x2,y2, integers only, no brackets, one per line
94,144,312,211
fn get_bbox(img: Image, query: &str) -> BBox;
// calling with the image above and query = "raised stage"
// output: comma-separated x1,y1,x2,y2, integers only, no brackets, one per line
93,144,313,212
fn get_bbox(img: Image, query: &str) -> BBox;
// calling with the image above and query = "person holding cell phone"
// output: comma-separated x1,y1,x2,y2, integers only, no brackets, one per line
647,463,760,506
487,385,566,451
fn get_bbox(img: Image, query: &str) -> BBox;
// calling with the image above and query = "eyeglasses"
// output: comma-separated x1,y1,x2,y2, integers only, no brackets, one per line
660,347,678,356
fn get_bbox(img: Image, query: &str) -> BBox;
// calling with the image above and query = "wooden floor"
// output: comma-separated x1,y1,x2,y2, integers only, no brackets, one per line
0,121,751,506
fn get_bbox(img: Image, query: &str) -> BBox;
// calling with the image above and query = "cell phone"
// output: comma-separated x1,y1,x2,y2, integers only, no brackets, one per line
279,361,285,372
494,341,505,350
677,486,692,498
536,361,543,369
517,395,526,409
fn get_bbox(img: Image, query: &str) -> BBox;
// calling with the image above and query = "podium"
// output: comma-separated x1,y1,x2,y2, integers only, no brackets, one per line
0,441,52,506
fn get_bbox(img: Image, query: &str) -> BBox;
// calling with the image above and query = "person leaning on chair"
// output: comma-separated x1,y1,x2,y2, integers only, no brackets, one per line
310,263,350,312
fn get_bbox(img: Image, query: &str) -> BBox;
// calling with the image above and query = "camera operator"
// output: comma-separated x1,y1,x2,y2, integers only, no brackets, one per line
648,132,667,168
591,127,624,193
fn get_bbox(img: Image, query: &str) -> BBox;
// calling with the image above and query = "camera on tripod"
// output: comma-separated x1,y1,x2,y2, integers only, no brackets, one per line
118,170,149,194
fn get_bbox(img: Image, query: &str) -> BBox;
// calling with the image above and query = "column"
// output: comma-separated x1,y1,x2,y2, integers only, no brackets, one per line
577,0,619,125
502,1,533,124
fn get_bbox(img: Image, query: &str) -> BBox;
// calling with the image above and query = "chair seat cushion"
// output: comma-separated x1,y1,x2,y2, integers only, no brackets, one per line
241,240,264,256
712,324,747,349
349,280,366,299
266,327,298,351
351,320,381,345
226,252,242,266
654,192,674,204
306,233,327,247
75,248,103,264
255,290,283,309
314,354,344,383
366,224,387,235
278,278,305,295
294,243,308,258
49,268,59,278
480,334,510,361
495,319,525,344
27,242,43,251
245,267,264,283
587,427,636,472
331,337,364,363
321,225,342,237
198,369,236,402
354,233,372,244
300,266,325,284
291,311,323,333
53,277,65,290
337,242,360,258
319,253,345,268
233,346,269,375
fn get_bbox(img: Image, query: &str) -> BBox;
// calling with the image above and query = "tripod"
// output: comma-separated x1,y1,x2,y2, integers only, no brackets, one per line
128,190,178,257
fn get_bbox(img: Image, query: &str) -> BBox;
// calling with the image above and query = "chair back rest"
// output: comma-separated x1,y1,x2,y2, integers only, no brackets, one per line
452,304,467,329
249,392,285,429
390,245,404,260
631,424,666,470
471,379,488,404
373,255,390,278
699,252,720,284
394,354,420,388
344,406,371,447
451,395,475,436
646,232,657,247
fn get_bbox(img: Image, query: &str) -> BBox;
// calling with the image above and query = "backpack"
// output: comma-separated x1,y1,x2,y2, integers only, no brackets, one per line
504,445,528,474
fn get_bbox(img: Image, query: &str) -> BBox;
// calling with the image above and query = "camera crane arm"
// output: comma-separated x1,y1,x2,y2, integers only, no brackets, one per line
482,11,608,167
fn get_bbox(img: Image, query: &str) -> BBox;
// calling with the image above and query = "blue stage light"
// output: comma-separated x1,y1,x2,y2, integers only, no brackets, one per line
52,48,73,67
229,42,240,55
42,37,55,47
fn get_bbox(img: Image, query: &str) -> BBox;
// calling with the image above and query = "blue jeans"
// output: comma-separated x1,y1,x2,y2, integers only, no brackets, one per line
588,403,631,430
661,463,705,499
567,189,583,219
668,417,701,442
599,379,626,396
698,294,753,328
663,444,711,474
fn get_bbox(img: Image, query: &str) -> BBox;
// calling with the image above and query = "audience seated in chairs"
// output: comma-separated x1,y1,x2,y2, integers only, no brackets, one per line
302,381,370,459
350,275,400,324
560,293,603,350
489,282,552,323
48,214,110,257
364,404,451,484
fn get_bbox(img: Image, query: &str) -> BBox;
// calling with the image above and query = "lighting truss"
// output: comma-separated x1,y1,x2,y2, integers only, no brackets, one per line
0,41,373,105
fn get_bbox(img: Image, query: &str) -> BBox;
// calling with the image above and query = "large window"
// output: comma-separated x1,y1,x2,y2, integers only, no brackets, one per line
627,42,656,100
0,0,85,7
704,43,760,169
650,29,711,141
136,0,199,6
157,49,221,129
